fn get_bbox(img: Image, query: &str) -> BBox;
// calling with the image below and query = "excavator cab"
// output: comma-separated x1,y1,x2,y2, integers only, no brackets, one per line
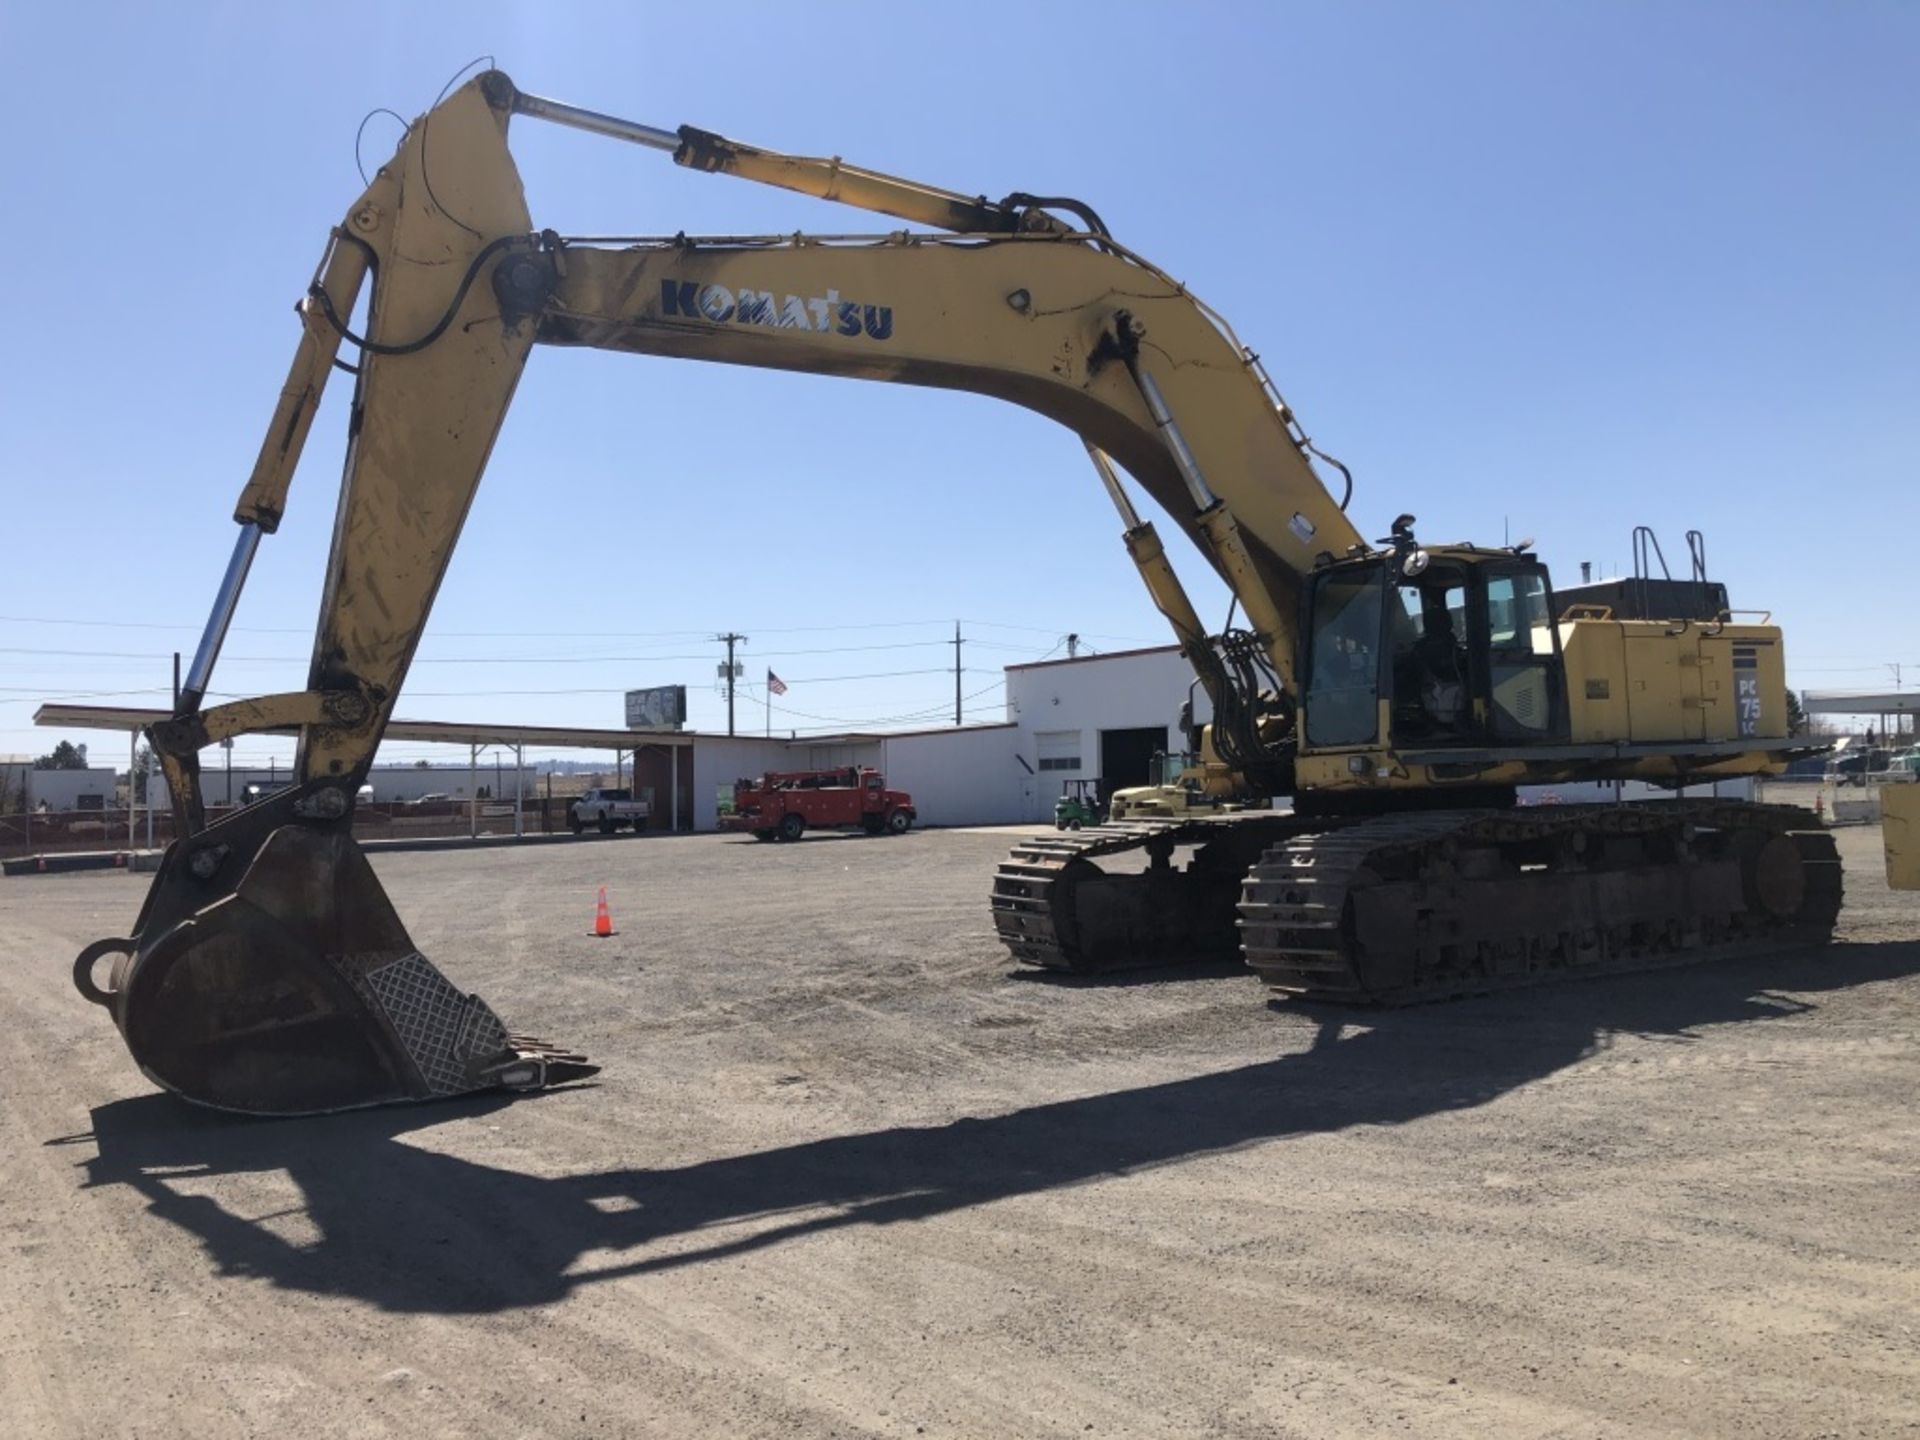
1300,536,1569,758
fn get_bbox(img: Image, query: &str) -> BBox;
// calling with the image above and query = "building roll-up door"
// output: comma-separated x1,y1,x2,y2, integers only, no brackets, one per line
1033,729,1082,816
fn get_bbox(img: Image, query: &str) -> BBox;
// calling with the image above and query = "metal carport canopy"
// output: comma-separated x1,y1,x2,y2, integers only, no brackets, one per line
31,704,691,750
1801,691,1919,715
33,703,693,842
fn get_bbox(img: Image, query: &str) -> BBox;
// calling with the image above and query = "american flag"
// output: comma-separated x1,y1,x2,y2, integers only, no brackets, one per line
766,669,788,696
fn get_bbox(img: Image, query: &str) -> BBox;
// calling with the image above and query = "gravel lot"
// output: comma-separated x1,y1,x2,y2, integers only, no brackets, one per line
2,823,1916,1438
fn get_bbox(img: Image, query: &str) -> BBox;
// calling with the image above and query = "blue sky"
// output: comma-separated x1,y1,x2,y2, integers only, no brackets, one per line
2,2,1914,767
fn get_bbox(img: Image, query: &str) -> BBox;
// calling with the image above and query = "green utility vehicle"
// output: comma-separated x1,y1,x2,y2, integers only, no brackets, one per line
1053,779,1104,830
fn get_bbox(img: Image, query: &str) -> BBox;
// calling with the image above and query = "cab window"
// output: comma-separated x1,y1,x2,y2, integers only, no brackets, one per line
1305,571,1383,746
1483,566,1561,738
1486,571,1556,656
1389,569,1470,739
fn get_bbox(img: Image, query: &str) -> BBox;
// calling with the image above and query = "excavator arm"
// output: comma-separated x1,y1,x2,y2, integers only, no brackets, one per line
77,72,1362,1116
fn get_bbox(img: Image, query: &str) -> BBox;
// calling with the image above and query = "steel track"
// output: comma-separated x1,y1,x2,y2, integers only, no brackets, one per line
1238,801,1844,1003
990,814,1311,972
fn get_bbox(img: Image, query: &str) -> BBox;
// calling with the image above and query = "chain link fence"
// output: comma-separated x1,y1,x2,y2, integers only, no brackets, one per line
0,797,601,861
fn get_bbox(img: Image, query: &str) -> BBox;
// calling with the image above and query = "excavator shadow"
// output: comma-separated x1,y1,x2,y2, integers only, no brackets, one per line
58,940,1919,1316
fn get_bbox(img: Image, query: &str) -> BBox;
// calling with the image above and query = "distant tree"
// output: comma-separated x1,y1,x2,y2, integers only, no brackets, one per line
414,759,433,769
34,740,89,770
129,743,155,803
1784,691,1808,737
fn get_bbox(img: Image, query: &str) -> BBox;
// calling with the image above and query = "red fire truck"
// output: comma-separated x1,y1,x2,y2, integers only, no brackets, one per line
720,767,916,842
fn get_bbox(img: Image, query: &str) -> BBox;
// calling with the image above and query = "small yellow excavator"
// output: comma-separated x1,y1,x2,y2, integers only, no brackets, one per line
74,72,1842,1115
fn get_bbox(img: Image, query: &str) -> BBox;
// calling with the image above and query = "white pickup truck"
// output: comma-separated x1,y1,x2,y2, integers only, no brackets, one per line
569,787,651,835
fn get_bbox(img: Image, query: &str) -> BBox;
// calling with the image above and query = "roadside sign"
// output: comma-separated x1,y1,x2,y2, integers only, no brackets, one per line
625,685,687,730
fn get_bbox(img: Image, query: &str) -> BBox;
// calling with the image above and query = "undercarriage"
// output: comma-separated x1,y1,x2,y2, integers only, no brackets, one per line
992,800,1841,1000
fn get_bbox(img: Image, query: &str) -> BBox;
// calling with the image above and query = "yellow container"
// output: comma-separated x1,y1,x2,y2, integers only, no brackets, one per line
1883,784,1920,892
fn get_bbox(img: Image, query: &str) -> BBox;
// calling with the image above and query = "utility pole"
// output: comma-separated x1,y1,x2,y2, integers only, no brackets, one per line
718,632,747,737
951,620,963,727
1066,632,1080,659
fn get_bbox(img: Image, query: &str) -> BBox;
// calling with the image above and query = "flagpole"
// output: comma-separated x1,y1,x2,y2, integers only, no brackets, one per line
765,672,771,738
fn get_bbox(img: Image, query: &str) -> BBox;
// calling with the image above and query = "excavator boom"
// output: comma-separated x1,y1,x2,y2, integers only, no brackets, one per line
228,72,1360,796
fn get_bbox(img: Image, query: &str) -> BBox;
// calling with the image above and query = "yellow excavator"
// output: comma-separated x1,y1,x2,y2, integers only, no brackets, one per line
73,72,1841,1116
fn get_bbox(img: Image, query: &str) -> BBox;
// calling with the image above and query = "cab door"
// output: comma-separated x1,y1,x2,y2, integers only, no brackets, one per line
1479,566,1567,743
1302,567,1387,750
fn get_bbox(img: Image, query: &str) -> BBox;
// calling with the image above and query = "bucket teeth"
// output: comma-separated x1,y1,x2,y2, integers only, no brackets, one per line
502,1035,599,1087
357,951,598,1099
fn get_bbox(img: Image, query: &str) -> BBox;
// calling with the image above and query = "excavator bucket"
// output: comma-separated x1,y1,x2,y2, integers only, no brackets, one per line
73,789,593,1116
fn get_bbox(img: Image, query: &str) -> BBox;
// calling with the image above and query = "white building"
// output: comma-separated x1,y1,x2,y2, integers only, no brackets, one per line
686,645,1203,829
4,765,122,812
1005,645,1208,821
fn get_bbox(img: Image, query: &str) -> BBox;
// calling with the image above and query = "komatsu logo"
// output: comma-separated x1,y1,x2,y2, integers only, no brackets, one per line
659,280,893,341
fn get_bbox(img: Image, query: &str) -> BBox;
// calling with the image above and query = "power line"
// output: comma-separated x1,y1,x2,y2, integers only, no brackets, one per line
0,638,1050,665
0,684,248,706
385,667,966,697
748,678,1009,730
0,612,1156,639
0,612,1161,645
0,614,311,635
0,662,1014,714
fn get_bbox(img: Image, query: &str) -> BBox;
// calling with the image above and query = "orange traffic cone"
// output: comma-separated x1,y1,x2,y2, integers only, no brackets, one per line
593,886,615,938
